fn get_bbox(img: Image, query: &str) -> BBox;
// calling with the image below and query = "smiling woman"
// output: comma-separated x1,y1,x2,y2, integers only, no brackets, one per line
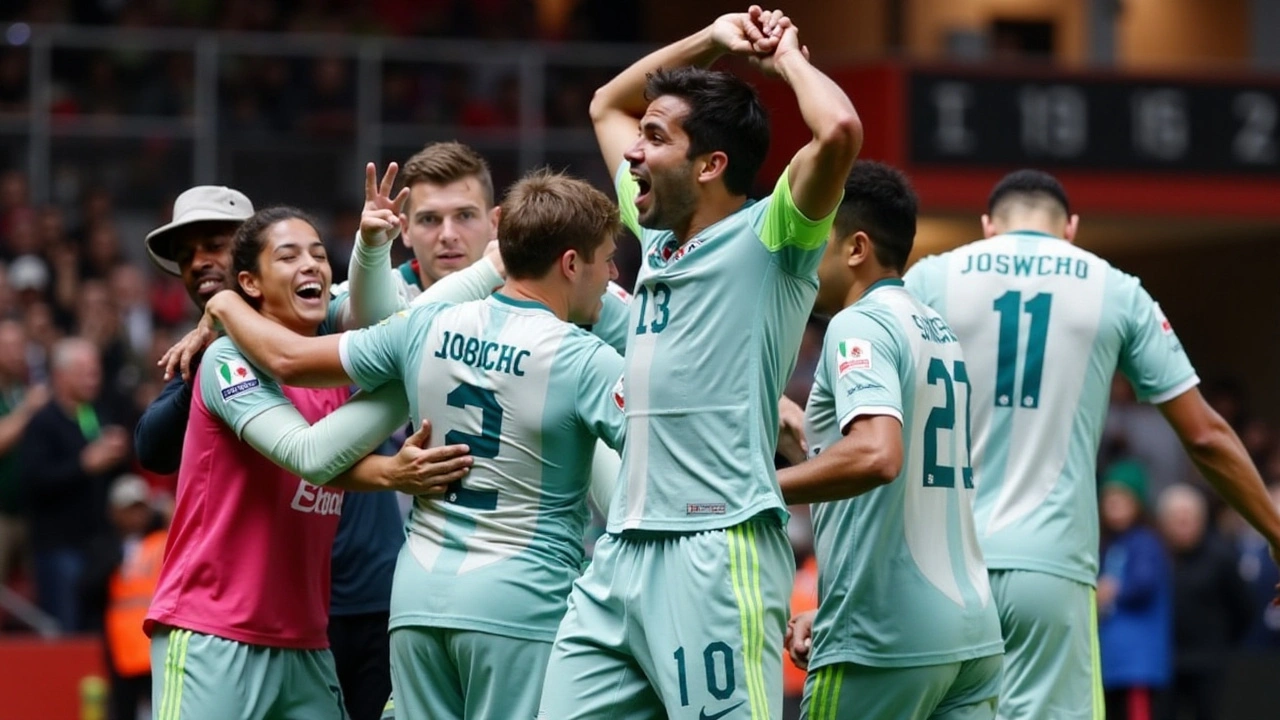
230,207,333,337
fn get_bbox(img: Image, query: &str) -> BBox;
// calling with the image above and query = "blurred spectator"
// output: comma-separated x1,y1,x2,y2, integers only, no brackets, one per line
1158,484,1255,720
1237,484,1280,649
21,336,131,632
1103,376,1199,501
0,320,47,591
22,300,61,383
80,474,167,720
1098,459,1173,720
9,254,50,310
109,264,154,361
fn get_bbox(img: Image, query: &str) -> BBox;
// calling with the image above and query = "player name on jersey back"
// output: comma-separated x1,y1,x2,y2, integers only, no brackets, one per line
959,252,1090,279
432,330,532,376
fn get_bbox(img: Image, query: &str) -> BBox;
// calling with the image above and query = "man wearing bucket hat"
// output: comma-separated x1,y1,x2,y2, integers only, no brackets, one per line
134,186,406,720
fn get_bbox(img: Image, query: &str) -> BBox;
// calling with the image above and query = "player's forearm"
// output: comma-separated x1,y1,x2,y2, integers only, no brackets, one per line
775,52,862,159
207,292,349,387
412,257,504,307
1187,424,1280,547
778,440,899,505
244,387,410,485
348,231,403,326
133,376,192,474
590,26,721,122
329,454,397,492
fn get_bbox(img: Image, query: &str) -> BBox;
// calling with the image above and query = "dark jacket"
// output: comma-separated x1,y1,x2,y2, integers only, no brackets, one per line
22,401,127,550
1171,533,1255,672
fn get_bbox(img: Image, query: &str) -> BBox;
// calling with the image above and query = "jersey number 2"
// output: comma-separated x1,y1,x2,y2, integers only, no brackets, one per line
923,358,974,489
442,382,501,510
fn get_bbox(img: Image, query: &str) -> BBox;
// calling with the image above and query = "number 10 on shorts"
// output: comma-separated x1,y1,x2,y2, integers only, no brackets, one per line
674,642,736,706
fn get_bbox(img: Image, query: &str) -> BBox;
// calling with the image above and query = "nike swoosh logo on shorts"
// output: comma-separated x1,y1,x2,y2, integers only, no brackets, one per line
700,701,745,720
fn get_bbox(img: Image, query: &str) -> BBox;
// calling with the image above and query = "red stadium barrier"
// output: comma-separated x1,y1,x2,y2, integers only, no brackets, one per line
0,636,107,720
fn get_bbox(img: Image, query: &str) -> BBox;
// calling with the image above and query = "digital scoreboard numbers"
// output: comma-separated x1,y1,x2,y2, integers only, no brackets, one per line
908,70,1280,175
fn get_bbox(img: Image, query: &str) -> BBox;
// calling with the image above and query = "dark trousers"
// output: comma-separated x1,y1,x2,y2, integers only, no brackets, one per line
329,610,392,720
1165,670,1223,720
109,672,150,720
1106,686,1173,720
34,547,85,632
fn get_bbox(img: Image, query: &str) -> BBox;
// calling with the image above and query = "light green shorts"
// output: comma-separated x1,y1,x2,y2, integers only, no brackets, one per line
539,518,795,720
150,626,347,720
990,570,1103,720
389,626,551,720
802,655,1002,720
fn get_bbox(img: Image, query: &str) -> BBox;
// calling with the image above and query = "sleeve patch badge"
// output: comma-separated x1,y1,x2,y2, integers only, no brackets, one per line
218,359,261,400
836,338,873,376
611,375,626,411
1153,303,1174,335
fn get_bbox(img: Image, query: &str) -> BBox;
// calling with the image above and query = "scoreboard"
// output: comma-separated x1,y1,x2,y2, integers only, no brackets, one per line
908,71,1280,176
755,62,1280,218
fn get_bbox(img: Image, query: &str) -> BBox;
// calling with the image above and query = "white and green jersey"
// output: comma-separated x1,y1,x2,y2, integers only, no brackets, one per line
904,231,1198,584
338,294,626,641
805,280,1003,670
608,165,837,533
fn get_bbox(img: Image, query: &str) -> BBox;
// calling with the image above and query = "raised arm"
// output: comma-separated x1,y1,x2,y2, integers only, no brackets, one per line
588,7,781,179
205,290,350,387
346,162,411,327
761,23,861,220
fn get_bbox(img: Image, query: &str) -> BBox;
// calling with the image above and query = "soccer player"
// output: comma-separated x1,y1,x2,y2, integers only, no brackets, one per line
539,7,861,718
778,162,1003,720
343,141,633,355
903,169,1280,720
193,170,627,720
137,182,459,720
146,207,467,720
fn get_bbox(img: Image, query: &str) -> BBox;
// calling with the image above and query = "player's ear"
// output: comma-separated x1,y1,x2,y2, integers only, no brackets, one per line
1064,214,1080,243
696,151,729,185
398,212,412,249
980,214,998,239
237,270,263,300
846,231,872,270
488,205,501,238
560,249,578,280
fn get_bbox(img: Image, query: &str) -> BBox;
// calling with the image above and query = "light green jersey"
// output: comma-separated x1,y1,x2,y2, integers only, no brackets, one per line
904,231,1198,585
607,164,837,533
805,280,1003,669
339,294,626,641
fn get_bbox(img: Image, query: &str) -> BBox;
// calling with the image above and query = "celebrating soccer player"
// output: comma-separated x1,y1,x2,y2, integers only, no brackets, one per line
146,208,469,720
903,169,1280,720
539,6,861,719
188,170,628,720
779,162,1004,720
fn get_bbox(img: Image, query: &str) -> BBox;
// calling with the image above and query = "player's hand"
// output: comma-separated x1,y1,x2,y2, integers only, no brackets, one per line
776,394,808,465
360,162,410,248
750,23,810,78
785,609,817,670
385,421,474,495
710,6,777,57
160,311,219,383
81,426,130,474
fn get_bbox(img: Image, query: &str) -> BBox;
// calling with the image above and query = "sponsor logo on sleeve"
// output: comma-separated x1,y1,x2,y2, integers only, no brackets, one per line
217,359,260,400
607,283,631,302
836,338,872,376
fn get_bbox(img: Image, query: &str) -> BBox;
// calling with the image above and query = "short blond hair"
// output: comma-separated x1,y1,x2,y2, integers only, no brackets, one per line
400,141,494,209
498,169,619,280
